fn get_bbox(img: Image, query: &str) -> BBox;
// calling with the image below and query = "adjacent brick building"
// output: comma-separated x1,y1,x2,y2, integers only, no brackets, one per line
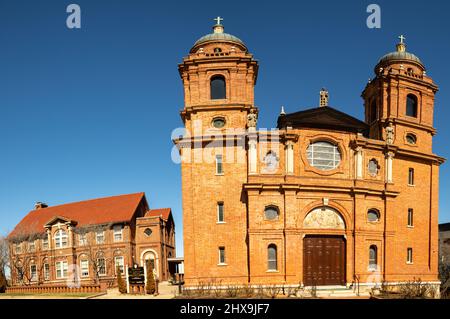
174,19,445,289
439,223,450,265
7,193,175,286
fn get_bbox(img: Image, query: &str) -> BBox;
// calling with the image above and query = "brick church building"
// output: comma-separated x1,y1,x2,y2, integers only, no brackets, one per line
8,193,175,286
174,19,445,290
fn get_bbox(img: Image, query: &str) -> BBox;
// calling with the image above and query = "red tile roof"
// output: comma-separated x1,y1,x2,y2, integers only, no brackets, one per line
145,208,171,221
9,192,146,239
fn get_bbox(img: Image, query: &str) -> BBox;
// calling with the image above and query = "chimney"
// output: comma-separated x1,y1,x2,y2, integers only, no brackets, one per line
320,88,329,107
35,202,48,210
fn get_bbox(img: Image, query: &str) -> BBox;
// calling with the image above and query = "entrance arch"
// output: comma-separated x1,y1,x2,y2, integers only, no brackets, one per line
140,249,159,279
303,206,346,286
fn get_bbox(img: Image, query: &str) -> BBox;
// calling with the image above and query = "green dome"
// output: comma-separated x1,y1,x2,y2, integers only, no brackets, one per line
190,18,247,52
376,36,425,69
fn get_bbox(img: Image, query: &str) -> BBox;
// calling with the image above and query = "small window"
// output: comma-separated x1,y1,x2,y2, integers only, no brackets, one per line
43,263,50,281
217,202,224,223
42,237,49,250
407,248,413,264
268,244,278,271
113,225,123,242
306,141,341,171
406,134,417,145
408,168,415,185
218,247,226,264
214,47,222,53
216,155,223,175
144,228,153,237
210,75,226,100
369,245,378,269
15,243,21,254
368,159,379,176
96,230,105,244
80,260,89,277
367,209,380,222
264,206,279,220
28,241,35,252
79,233,87,246
406,94,418,117
212,117,226,129
408,209,414,227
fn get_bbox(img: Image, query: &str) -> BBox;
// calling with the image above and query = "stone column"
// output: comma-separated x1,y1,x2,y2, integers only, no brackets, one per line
385,151,394,183
285,141,294,175
248,132,257,174
355,147,363,179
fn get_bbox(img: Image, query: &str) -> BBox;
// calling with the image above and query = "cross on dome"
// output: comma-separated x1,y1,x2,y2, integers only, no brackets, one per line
214,16,223,25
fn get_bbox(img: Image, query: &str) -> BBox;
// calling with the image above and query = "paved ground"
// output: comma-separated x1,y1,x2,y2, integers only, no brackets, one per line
92,281,178,299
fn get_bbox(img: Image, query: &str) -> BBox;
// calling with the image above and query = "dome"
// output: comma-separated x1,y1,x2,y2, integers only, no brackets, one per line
190,17,247,52
376,35,425,69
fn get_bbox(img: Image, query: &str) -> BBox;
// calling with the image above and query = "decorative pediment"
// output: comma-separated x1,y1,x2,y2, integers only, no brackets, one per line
44,216,77,227
277,106,369,136
303,207,345,230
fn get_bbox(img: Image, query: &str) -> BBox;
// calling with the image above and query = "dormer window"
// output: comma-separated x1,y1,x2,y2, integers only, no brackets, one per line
214,47,222,53
210,75,226,100
406,94,418,117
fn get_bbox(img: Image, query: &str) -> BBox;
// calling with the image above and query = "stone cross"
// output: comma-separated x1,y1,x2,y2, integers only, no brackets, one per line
214,16,223,25
398,35,406,44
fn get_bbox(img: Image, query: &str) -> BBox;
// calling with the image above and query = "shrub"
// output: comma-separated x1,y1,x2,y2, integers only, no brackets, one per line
146,268,156,294
117,266,127,294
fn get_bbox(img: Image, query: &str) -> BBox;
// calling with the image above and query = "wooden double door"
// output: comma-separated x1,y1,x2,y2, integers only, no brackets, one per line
303,235,346,286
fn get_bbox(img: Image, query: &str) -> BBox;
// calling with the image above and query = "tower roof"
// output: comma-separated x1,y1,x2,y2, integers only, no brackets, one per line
190,17,247,52
376,35,425,70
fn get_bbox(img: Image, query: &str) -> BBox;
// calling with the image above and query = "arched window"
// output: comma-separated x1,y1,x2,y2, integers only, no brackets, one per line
264,206,279,220
406,133,417,145
406,94,418,117
210,75,226,100
367,209,380,222
268,244,277,271
369,245,377,269
54,229,68,248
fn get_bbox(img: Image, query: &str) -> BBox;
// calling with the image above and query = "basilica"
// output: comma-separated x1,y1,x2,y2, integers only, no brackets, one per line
174,18,445,290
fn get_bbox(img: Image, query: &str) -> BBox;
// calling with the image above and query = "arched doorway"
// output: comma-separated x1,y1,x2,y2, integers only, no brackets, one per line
302,207,346,286
140,250,159,279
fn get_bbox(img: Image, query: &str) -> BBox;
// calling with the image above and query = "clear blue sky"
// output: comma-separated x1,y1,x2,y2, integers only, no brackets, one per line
1,0,449,257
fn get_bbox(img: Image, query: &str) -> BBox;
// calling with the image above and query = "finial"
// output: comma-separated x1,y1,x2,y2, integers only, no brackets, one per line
396,35,406,53
213,16,224,34
280,106,286,115
320,88,329,107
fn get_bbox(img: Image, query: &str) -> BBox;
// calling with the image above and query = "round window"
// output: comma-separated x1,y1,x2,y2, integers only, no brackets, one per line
264,206,279,220
212,117,226,128
406,134,417,145
306,141,341,171
367,209,380,222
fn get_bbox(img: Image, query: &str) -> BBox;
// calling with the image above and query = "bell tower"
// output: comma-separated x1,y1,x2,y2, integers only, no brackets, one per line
362,36,438,153
178,17,259,133
176,18,259,285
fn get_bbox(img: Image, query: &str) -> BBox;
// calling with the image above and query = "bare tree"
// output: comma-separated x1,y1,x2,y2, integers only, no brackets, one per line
75,223,128,285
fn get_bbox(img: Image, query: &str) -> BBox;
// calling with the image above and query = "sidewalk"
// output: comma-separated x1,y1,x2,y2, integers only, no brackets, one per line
92,281,177,299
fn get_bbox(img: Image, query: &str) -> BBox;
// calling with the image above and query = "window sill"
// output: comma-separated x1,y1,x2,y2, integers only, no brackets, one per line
217,263,227,267
407,225,414,229
406,262,413,265
266,270,279,273
407,184,415,187
216,222,226,224
215,173,224,176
